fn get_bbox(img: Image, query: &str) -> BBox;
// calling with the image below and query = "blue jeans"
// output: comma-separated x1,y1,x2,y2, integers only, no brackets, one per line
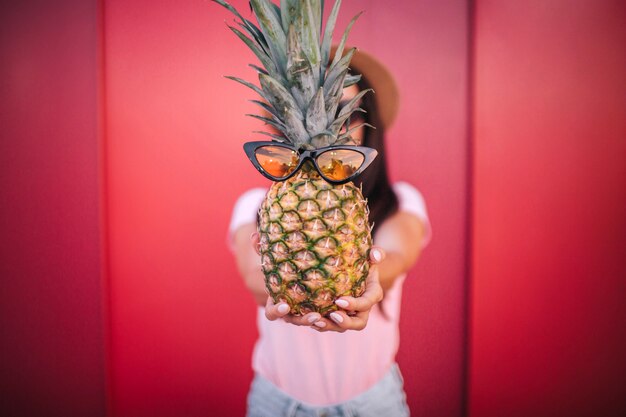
246,363,410,417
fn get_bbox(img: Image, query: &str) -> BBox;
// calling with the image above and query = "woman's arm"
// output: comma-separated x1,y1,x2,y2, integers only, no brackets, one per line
373,211,426,292
232,222,267,306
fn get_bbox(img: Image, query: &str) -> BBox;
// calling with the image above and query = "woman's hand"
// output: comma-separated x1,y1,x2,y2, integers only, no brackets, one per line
308,260,384,333
252,232,385,332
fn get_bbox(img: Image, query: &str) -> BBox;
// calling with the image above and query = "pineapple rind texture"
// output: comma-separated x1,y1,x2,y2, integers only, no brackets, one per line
258,171,371,316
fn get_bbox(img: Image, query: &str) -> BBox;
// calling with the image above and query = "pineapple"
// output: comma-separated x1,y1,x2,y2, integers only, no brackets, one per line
214,0,374,316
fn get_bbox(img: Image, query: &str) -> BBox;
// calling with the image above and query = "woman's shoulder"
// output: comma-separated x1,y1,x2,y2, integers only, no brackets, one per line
391,181,428,215
226,187,268,251
234,187,267,206
228,188,267,231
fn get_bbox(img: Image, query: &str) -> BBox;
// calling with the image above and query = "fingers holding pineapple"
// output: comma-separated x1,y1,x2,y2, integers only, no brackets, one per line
251,232,261,256
309,247,385,332
311,262,384,333
265,297,323,326
334,247,386,313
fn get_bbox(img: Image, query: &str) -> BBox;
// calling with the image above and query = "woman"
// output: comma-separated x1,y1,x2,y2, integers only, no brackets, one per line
229,48,432,417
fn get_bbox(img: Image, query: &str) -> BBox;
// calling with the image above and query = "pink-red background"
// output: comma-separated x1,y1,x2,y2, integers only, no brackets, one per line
470,1,626,416
104,1,468,415
1,1,624,417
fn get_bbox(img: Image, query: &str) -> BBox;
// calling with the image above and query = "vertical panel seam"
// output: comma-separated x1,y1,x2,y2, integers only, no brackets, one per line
96,0,113,415
462,0,477,416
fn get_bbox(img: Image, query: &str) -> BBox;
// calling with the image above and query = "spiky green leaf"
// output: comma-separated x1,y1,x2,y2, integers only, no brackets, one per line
228,26,282,82
235,20,269,55
269,1,281,18
329,103,369,136
259,73,304,121
253,130,286,141
330,11,363,69
333,136,354,145
248,64,269,75
343,74,361,88
290,87,308,113
299,0,321,69
328,111,353,136
250,0,288,77
246,113,287,132
324,47,355,95
324,69,348,121
310,131,336,148
310,0,323,41
305,87,327,136
296,1,321,93
282,107,310,146
280,0,299,33
249,99,279,118
338,122,375,142
337,89,373,119
286,25,316,111
225,75,265,99
320,0,341,73
213,0,268,49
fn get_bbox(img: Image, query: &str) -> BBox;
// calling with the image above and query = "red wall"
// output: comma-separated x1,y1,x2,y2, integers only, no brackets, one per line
469,1,626,416
8,1,624,416
0,1,107,416
103,0,469,416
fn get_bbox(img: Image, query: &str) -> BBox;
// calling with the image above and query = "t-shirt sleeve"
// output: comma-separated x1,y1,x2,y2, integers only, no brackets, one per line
393,182,433,249
226,188,267,252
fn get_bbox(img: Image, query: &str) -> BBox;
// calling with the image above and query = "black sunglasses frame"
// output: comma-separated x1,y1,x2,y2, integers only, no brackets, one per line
243,141,378,185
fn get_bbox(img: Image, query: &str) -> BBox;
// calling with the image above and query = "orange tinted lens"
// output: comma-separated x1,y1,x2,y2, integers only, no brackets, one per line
317,149,365,181
255,146,299,178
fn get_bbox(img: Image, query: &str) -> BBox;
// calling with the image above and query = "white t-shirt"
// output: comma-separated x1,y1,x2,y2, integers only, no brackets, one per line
228,181,432,406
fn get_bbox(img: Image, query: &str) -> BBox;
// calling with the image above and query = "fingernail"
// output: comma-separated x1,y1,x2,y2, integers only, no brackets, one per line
277,303,290,314
335,299,349,308
372,248,382,262
250,232,258,240
307,314,321,324
329,312,344,324
314,321,326,328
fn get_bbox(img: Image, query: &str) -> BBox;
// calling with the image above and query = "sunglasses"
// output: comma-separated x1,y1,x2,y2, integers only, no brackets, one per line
243,141,378,184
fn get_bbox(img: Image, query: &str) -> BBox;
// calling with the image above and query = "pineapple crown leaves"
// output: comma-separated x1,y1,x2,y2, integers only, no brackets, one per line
212,0,374,149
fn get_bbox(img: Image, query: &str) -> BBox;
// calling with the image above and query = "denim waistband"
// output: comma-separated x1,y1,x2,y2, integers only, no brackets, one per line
246,363,409,417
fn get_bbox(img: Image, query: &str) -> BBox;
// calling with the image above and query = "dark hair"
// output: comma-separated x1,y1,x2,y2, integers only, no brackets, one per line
352,73,399,233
